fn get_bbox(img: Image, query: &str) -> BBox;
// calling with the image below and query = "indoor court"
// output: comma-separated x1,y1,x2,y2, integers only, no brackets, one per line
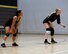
0,34,68,54
0,0,68,54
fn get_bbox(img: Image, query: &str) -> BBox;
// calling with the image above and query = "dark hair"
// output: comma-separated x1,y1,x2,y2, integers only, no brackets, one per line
16,10,22,16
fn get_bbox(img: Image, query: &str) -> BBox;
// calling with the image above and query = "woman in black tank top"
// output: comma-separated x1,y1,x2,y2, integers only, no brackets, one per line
1,10,23,47
43,8,65,44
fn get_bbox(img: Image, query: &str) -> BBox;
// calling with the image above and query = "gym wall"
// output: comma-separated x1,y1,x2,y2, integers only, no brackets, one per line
0,0,17,26
18,0,68,34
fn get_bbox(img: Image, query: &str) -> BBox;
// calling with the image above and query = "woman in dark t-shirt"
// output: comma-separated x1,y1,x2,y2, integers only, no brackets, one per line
43,8,65,44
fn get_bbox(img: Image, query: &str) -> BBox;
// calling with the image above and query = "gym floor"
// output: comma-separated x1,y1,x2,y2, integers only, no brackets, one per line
0,34,68,54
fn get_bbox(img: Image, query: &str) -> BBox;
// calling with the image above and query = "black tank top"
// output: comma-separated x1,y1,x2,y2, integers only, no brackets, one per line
5,18,13,27
5,16,20,28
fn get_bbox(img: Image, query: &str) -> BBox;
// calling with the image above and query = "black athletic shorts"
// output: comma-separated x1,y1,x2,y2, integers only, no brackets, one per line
4,22,12,28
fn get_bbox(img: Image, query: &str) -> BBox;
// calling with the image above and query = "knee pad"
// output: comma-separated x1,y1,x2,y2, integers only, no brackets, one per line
5,33,10,37
50,27,54,36
13,33,17,37
46,28,51,34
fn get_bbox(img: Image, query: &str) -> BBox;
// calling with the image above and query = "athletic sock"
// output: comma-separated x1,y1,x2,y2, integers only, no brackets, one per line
2,40,5,43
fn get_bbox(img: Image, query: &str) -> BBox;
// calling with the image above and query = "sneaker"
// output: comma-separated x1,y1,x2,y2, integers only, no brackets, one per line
12,43,18,46
44,39,51,44
51,40,57,44
1,43,6,47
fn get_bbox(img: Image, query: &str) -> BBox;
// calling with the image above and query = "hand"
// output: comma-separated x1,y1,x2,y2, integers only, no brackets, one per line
10,27,16,33
60,22,66,28
63,25,66,28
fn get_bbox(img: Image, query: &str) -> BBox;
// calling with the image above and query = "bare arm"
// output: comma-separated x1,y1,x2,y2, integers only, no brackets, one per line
11,16,17,29
60,22,66,28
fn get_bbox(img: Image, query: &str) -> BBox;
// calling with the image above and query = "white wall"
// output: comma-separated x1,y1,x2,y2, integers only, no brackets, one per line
18,0,68,34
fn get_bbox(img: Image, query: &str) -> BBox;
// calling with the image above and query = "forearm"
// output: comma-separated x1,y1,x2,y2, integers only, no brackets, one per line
60,22,65,28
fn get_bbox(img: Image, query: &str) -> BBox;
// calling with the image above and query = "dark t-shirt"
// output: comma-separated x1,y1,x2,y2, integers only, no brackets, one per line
43,13,61,24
